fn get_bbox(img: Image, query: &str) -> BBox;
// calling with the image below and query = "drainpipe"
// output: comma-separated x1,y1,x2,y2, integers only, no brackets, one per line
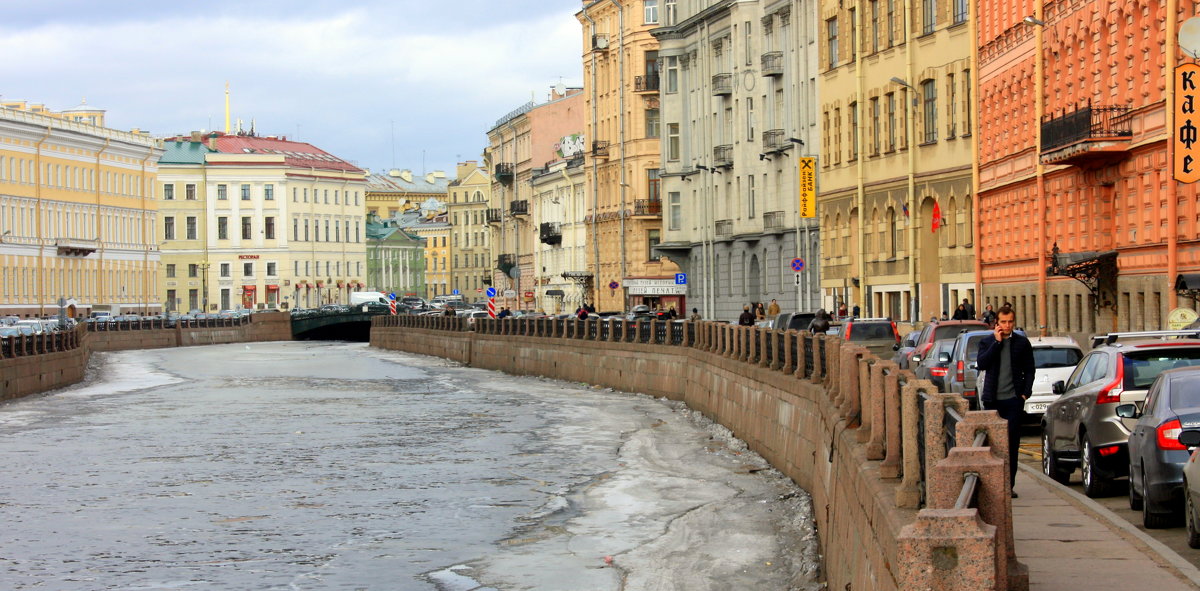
904,0,917,322
610,0,628,300
854,3,866,316
970,0,982,310
94,138,111,311
582,5,602,306
1167,0,1179,311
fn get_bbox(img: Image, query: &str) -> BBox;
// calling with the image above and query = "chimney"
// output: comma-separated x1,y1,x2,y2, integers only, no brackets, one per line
208,133,218,151
191,131,202,142
400,170,413,182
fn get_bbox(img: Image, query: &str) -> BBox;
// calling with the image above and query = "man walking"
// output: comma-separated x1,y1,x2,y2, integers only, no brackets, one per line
737,305,756,326
976,304,1035,497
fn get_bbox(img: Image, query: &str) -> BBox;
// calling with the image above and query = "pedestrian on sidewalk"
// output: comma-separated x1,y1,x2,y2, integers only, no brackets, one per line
977,304,1035,497
767,299,781,320
689,307,702,322
737,305,756,326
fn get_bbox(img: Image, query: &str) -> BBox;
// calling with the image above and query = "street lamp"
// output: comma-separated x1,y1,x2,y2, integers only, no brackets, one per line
892,76,919,322
1023,13,1049,332
198,261,211,312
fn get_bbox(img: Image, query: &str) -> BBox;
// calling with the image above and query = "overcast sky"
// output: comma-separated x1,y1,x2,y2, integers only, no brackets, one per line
0,0,583,176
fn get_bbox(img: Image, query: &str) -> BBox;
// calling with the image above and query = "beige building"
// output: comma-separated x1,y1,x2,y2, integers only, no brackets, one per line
577,0,681,312
364,169,452,300
531,156,588,314
157,132,367,312
0,101,163,318
652,0,822,321
447,161,491,300
817,0,975,321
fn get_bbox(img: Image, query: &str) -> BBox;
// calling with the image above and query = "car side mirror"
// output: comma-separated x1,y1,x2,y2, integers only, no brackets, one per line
1179,430,1200,448
1052,380,1066,395
1115,404,1139,419
937,352,951,363
893,343,900,351
911,355,922,363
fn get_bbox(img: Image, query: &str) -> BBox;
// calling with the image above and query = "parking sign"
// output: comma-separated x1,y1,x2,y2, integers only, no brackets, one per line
675,273,687,285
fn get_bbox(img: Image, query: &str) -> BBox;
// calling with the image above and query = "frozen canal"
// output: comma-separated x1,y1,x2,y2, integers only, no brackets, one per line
0,341,821,590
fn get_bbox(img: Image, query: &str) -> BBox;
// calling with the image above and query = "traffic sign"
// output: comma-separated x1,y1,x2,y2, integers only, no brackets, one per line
476,288,483,293
790,258,805,272
452,289,460,295
524,291,534,298
608,281,620,289
675,273,687,285
486,287,497,298
504,289,517,298
388,292,397,301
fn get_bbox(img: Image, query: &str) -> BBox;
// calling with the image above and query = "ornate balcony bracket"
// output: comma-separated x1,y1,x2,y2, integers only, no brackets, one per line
1047,244,1118,313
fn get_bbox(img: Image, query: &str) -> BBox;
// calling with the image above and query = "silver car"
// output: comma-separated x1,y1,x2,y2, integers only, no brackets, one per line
1042,333,1200,497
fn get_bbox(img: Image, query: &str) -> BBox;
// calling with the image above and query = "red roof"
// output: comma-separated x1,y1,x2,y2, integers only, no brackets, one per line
208,133,363,174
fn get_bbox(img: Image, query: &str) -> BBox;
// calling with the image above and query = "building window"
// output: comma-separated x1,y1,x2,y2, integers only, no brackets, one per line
241,184,251,200
324,189,329,204
644,0,658,24
953,0,968,24
947,73,957,137
243,262,253,277
293,218,298,241
647,169,661,202
164,216,175,240
645,108,660,138
186,216,197,240
664,0,677,25
165,263,176,278
887,0,896,47
826,17,838,69
265,216,275,240
220,263,230,278
870,97,881,155
185,184,196,200
746,97,755,141
665,56,678,93
242,216,252,240
668,191,681,230
921,79,938,143
334,190,339,204
963,69,972,134
266,262,277,276
744,21,753,66
188,263,198,278
849,102,859,160
217,184,227,200
748,174,756,219
218,216,228,240
324,220,330,242
922,0,935,34
848,9,856,60
163,184,175,200
303,188,308,202
667,123,680,161
304,220,309,241
870,0,880,53
264,184,274,200
646,229,660,261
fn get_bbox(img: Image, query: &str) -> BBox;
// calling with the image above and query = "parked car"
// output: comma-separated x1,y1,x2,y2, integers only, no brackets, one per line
1176,429,1200,547
0,326,22,338
838,317,900,359
946,329,1029,410
1020,337,1085,420
1120,367,1200,527
913,338,957,391
464,310,490,329
895,319,989,370
772,312,818,332
892,330,921,368
1041,331,1200,497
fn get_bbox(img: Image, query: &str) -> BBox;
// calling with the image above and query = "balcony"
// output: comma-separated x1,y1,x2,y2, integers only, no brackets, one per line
486,208,503,224
713,144,734,168
761,51,784,76
1040,104,1133,167
510,199,529,217
497,254,516,274
633,199,662,217
634,73,660,93
762,129,787,152
592,140,611,158
494,163,514,185
54,238,98,257
539,222,562,245
715,219,733,239
712,73,732,96
764,210,787,232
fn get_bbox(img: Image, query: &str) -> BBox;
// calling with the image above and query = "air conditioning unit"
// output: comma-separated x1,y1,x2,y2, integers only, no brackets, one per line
592,34,610,50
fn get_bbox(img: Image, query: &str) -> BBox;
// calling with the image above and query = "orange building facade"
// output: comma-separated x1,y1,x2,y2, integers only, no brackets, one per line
977,0,1200,336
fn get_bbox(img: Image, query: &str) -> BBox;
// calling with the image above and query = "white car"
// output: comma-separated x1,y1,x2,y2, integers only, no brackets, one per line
978,335,1083,417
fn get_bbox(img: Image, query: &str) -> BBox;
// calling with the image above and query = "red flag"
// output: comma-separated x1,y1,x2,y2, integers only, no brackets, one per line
931,200,943,232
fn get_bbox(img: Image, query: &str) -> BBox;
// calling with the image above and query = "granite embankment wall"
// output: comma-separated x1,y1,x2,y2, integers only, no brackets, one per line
372,317,1024,591
0,313,292,401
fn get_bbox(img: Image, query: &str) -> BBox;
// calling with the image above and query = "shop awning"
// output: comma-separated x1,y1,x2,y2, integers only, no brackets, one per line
545,289,565,297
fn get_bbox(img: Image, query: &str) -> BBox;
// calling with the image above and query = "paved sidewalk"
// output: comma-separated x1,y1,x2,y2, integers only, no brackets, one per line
1013,464,1200,590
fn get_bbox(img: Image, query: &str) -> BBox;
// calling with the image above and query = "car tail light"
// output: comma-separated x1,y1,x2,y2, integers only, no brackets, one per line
1095,359,1125,405
963,390,976,399
955,360,965,383
930,367,948,377
1157,419,1188,451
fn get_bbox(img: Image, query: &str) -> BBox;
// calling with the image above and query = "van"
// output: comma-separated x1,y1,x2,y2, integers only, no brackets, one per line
349,291,389,306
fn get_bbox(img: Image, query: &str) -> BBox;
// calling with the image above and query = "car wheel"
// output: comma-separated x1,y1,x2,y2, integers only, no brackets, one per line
1128,469,1144,511
1142,470,1175,529
1042,430,1071,485
1080,436,1111,498
1187,486,1200,549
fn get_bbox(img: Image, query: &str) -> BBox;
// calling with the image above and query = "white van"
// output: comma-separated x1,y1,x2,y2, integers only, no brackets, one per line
349,291,389,306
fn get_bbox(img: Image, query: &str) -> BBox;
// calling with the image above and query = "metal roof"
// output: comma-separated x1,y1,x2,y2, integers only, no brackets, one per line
159,140,211,165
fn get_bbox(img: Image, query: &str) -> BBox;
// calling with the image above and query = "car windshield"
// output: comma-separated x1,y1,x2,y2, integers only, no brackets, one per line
1121,348,1200,390
934,324,981,341
847,323,894,341
1033,347,1082,369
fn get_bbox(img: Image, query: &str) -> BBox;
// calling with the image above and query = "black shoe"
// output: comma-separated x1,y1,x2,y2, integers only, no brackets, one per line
1011,490,1019,499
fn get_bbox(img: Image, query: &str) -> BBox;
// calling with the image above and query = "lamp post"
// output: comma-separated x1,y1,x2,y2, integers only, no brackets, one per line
1023,13,1048,333
890,76,919,322
199,261,211,312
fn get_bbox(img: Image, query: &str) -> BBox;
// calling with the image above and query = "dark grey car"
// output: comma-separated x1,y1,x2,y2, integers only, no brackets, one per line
1120,367,1200,528
913,338,957,392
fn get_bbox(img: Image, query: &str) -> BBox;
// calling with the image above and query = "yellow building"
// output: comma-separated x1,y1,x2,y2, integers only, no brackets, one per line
364,169,449,219
408,221,451,300
364,169,452,300
817,0,975,321
0,101,163,318
157,132,367,311
447,161,491,300
578,0,679,312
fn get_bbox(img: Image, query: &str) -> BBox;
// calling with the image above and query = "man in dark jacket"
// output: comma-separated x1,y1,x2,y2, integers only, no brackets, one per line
808,309,831,334
737,305,756,326
976,304,1035,497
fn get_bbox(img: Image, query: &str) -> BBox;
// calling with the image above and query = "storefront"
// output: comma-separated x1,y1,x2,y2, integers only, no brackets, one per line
623,278,686,315
266,285,279,308
241,285,257,310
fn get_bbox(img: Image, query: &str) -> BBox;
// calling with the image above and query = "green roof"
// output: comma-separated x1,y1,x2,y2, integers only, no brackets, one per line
159,140,212,165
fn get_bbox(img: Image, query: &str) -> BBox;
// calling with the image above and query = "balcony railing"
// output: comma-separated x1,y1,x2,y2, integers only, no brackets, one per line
764,210,786,232
712,73,733,96
762,129,787,152
633,199,662,217
510,200,529,216
761,51,784,76
539,222,562,245
635,74,660,92
713,144,734,168
486,208,503,224
592,140,610,157
494,163,514,185
715,219,733,239
1041,104,1133,153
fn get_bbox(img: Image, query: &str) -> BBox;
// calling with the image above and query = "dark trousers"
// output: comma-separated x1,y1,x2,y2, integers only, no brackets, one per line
983,396,1024,489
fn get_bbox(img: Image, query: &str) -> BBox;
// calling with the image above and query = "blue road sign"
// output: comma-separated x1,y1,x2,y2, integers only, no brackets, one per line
388,292,397,300
486,287,497,298
452,289,460,295
675,273,687,285
790,258,805,272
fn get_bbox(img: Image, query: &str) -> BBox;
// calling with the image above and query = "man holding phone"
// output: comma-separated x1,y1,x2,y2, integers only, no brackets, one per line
976,304,1035,497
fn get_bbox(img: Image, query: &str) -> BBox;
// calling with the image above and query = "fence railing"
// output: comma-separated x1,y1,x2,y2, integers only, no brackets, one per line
0,324,86,359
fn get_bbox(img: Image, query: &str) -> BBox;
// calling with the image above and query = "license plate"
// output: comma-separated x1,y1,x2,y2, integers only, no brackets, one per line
1026,402,1048,413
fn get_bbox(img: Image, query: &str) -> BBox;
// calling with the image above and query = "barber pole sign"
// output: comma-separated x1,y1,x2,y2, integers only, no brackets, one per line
388,292,397,315
487,298,496,318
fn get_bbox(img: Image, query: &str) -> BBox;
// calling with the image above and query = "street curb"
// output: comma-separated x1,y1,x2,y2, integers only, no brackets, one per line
1018,463,1200,588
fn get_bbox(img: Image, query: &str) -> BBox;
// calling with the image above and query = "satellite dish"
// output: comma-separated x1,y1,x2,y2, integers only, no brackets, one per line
1182,17,1200,59
554,82,567,96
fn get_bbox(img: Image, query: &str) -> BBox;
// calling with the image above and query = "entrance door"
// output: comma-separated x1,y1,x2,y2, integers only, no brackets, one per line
241,286,256,310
